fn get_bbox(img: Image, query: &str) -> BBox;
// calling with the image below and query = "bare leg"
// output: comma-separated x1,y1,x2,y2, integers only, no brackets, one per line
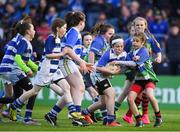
66,71,85,106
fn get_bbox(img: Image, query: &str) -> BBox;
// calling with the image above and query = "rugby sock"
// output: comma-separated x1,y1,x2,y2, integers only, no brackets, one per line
142,93,149,115
103,116,108,125
107,115,115,123
11,98,23,110
25,109,32,119
135,114,142,122
49,105,62,117
155,111,161,118
115,101,121,111
17,108,21,113
82,108,90,115
101,107,107,119
66,102,76,114
75,105,81,113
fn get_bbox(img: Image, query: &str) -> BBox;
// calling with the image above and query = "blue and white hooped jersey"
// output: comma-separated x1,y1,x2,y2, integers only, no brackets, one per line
37,34,61,75
3,33,23,52
97,49,127,67
0,34,32,73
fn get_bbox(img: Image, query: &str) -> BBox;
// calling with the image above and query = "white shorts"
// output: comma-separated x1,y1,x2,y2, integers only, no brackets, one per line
90,72,111,86
33,68,64,86
59,59,79,77
1,78,11,85
0,68,26,85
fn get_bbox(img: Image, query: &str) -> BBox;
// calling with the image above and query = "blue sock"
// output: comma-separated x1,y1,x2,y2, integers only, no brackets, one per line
12,99,23,109
107,115,115,123
82,108,90,115
75,105,81,113
66,102,76,114
49,105,62,117
25,109,32,119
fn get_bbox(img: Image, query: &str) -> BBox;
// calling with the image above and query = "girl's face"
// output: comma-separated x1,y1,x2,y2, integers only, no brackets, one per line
79,20,85,31
134,20,146,34
104,28,115,42
130,26,135,36
132,36,143,50
83,35,92,48
113,41,124,55
28,24,35,40
57,24,67,38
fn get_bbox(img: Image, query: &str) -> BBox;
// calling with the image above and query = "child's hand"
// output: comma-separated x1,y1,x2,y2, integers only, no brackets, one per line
87,63,95,72
27,70,33,77
111,67,121,75
155,56,162,63
108,61,117,65
133,56,140,61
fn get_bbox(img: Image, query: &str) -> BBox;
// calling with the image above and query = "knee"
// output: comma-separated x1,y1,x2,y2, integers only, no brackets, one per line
76,83,85,93
105,88,115,99
90,90,98,99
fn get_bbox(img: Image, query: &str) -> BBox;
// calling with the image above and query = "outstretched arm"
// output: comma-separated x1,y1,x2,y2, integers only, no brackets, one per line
114,61,137,67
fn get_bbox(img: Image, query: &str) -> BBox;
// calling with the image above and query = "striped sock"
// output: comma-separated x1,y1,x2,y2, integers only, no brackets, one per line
115,101,121,111
12,98,23,109
66,102,76,114
100,107,107,121
82,108,90,115
142,93,149,115
49,105,62,117
25,109,32,119
75,105,81,113
107,115,115,123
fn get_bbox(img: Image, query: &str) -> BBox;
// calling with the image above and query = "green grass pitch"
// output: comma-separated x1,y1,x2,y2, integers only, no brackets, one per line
0,104,180,131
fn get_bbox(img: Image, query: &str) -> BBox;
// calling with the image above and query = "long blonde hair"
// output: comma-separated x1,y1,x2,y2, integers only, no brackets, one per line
133,17,161,48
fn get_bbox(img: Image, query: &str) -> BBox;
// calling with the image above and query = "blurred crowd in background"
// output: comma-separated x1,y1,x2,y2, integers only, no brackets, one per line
0,0,179,75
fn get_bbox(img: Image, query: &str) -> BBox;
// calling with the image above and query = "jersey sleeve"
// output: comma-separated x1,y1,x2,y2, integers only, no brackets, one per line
90,38,103,55
126,52,133,61
65,29,78,49
97,50,110,67
74,46,83,57
135,47,149,65
148,38,161,54
44,36,55,54
124,38,132,53
16,40,28,55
